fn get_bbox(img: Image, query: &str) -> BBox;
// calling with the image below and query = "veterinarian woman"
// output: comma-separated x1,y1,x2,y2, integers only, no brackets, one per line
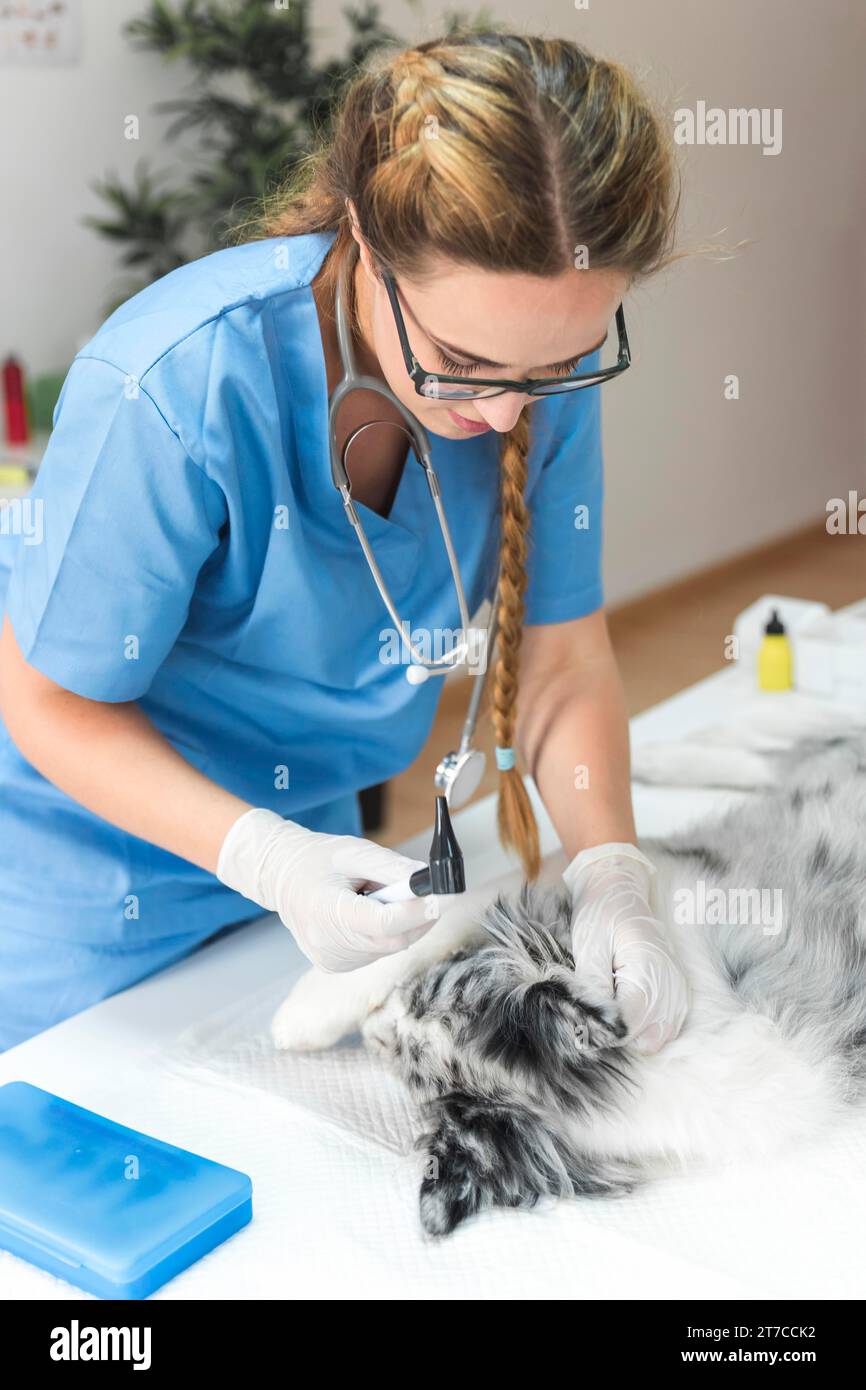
0,31,688,1053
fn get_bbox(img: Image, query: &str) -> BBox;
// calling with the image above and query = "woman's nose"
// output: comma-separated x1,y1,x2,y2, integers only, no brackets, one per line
473,391,531,434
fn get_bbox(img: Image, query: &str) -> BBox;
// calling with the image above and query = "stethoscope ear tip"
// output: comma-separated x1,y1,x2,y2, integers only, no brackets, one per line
405,664,430,686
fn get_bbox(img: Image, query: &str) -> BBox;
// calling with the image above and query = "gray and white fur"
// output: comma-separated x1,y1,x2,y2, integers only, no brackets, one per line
273,713,866,1236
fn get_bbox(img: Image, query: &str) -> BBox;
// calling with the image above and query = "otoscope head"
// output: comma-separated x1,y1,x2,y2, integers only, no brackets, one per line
428,794,466,894
407,794,466,896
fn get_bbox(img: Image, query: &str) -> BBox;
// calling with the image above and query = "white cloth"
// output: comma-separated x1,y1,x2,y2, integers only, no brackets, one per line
3,667,865,1299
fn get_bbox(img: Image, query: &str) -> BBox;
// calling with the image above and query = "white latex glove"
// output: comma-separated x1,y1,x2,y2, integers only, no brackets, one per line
563,842,689,1055
216,808,440,972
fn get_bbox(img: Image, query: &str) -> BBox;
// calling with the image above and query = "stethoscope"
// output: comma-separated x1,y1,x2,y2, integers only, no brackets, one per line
328,259,497,811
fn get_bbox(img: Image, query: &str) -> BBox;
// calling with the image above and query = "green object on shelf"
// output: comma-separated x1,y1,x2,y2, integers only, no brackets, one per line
28,373,65,434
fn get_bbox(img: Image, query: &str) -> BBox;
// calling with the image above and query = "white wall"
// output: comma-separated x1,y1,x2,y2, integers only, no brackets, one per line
2,0,864,605
0,0,197,371
573,0,866,603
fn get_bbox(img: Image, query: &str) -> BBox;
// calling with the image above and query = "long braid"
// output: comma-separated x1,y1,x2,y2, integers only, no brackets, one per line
491,412,541,880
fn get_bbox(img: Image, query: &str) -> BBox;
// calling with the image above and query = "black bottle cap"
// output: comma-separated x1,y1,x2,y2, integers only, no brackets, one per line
765,609,786,635
408,794,466,896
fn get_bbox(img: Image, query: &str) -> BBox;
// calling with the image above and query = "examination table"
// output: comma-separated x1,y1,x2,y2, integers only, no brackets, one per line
2,664,865,1301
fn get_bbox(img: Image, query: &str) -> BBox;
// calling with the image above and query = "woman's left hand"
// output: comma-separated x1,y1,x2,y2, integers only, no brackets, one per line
562,841,689,1055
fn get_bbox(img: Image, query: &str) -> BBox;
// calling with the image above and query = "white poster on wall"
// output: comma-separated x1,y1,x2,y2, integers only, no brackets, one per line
0,0,82,66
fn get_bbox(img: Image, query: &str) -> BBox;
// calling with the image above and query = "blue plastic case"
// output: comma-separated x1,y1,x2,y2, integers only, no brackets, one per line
0,1081,252,1299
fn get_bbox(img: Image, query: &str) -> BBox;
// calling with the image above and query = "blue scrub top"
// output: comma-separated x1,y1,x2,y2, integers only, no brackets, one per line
0,230,604,963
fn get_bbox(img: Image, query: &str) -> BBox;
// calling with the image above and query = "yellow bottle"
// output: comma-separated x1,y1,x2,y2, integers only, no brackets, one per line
758,609,793,690
0,465,30,488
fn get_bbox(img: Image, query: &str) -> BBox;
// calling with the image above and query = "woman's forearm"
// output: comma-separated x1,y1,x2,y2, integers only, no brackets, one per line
0,616,251,874
515,613,637,863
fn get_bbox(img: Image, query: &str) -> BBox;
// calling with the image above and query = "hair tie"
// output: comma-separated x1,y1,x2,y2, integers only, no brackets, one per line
495,746,516,771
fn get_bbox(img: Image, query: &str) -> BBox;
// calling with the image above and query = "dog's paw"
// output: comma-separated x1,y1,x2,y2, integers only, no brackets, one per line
632,740,772,790
271,968,363,1052
361,990,408,1057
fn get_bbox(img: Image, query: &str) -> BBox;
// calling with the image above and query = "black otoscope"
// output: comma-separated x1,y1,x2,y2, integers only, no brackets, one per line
367,795,466,902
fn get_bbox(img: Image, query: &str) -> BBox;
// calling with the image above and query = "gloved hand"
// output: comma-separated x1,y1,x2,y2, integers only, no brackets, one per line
563,841,688,1055
217,808,440,972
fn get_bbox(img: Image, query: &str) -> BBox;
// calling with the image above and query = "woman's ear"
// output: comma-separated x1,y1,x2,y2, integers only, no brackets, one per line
345,199,378,282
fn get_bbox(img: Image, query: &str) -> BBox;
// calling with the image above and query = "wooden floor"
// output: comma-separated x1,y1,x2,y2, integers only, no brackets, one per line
377,522,865,846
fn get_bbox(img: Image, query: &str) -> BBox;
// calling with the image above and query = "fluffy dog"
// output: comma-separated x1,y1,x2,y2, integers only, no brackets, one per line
273,718,866,1235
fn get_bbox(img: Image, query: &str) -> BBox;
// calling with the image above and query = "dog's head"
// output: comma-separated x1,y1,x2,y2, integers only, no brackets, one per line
402,884,629,1113
409,886,637,1236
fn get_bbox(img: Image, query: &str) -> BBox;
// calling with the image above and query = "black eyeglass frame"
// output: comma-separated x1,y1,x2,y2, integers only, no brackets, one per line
380,268,631,400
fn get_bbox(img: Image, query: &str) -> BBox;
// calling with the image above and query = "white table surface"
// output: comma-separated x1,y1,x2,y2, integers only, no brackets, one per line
2,663,864,1301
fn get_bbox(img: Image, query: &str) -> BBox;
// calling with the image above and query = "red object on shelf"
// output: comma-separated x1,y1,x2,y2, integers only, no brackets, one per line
3,357,30,446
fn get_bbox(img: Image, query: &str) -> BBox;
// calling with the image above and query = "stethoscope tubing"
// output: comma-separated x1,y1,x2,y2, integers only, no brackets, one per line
327,250,500,804
328,257,481,674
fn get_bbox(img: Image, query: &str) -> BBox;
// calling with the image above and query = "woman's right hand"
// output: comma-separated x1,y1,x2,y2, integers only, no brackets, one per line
216,808,440,972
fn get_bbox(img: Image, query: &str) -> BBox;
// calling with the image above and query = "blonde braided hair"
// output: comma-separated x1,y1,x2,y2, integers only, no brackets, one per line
243,31,680,879
491,412,540,878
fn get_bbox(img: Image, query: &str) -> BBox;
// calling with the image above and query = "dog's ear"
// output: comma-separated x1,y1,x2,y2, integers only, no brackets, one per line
417,1091,636,1236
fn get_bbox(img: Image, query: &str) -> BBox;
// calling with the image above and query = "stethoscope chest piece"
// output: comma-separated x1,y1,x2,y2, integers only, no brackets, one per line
435,747,487,810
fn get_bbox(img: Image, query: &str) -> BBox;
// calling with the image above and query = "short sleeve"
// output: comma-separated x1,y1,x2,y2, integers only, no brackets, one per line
522,355,605,625
5,356,227,701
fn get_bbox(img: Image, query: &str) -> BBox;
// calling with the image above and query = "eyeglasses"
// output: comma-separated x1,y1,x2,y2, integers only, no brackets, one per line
381,268,631,401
